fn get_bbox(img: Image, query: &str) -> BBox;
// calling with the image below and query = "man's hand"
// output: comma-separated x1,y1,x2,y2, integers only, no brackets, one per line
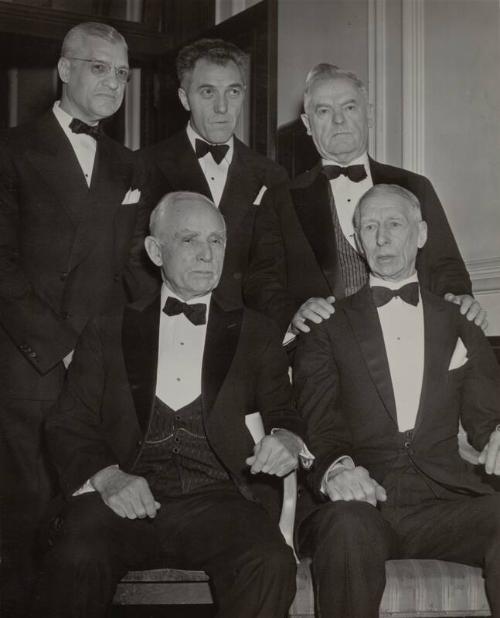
246,431,301,477
444,293,488,332
91,467,160,519
63,350,74,369
325,466,387,507
478,428,500,475
291,296,335,334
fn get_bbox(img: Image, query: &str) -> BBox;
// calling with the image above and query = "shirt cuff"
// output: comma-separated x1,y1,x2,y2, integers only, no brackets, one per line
320,456,355,494
72,464,119,496
282,324,297,346
270,428,315,469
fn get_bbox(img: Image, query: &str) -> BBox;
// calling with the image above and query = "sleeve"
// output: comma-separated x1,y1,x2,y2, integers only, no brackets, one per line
0,139,77,374
415,176,472,296
244,183,302,335
45,319,117,497
293,322,353,497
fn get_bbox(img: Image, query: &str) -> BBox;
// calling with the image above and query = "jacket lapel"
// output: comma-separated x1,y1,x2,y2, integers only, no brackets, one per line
122,293,161,435
413,290,453,433
345,286,398,424
202,293,243,417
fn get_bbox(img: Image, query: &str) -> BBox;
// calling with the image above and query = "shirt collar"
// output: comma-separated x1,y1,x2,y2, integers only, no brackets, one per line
161,282,212,307
52,100,99,129
186,122,234,165
369,272,419,290
321,152,369,169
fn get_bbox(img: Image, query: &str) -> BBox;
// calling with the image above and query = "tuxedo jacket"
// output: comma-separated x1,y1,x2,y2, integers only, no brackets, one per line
140,130,288,306
244,158,472,334
46,292,304,520
293,284,500,504
0,112,150,399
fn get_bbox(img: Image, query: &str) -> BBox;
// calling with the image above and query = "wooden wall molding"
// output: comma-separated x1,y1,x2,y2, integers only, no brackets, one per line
368,0,387,163
467,257,500,294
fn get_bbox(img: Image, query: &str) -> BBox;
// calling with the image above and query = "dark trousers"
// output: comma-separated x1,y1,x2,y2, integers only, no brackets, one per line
0,396,59,618
299,477,500,618
33,489,296,618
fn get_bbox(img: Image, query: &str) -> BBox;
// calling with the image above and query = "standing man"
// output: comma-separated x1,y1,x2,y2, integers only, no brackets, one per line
244,64,486,336
0,22,148,616
141,38,288,305
35,192,303,618
294,184,500,617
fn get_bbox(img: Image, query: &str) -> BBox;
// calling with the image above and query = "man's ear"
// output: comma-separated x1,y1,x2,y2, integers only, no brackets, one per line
144,236,163,267
301,112,312,136
417,220,428,249
58,57,70,84
178,88,191,112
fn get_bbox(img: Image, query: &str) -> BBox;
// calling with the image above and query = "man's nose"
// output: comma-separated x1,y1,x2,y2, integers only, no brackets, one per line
197,243,213,261
214,93,228,114
104,71,120,89
332,109,345,124
376,226,389,246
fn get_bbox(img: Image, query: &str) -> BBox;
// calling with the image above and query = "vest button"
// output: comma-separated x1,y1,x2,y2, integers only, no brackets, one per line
173,447,180,454
404,441,411,448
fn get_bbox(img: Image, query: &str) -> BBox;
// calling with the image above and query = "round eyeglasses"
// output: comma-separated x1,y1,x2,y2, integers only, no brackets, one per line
66,57,130,83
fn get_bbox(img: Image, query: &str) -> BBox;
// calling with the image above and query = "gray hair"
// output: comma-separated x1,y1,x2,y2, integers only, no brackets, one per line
61,22,127,57
176,38,246,89
304,63,367,113
353,184,423,230
149,191,224,237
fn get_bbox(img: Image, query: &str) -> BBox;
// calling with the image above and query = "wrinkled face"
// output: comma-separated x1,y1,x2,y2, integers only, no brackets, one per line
58,35,128,123
146,199,227,300
356,193,427,281
302,76,371,164
178,58,245,144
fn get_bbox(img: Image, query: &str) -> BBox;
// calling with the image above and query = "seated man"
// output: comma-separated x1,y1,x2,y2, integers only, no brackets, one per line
35,191,304,618
294,183,500,618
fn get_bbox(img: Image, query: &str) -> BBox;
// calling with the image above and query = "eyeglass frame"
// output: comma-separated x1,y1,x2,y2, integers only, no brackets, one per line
65,57,130,83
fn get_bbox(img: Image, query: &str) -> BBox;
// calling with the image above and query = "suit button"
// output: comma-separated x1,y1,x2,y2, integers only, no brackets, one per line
60,272,68,281
233,272,242,280
174,437,180,443
137,440,143,447
173,447,180,454
29,351,37,358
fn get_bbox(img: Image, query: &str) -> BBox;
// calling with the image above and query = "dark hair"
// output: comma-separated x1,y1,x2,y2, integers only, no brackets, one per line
176,38,246,88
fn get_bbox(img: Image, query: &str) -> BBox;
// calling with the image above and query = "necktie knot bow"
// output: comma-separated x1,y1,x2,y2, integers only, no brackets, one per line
323,164,367,183
371,282,419,307
163,296,207,325
69,118,102,140
195,139,229,165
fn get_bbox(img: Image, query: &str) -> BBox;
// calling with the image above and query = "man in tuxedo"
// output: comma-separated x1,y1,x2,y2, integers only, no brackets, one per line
244,63,486,337
0,22,148,616
140,38,288,305
35,191,305,618
293,183,500,617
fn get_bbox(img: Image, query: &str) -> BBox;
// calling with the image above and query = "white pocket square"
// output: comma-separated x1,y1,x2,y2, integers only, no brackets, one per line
121,188,141,205
253,185,267,206
448,337,468,370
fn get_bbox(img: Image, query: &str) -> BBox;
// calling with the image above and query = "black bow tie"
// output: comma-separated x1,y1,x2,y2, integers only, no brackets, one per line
195,139,229,165
163,296,207,326
69,118,102,140
323,164,367,182
371,282,419,308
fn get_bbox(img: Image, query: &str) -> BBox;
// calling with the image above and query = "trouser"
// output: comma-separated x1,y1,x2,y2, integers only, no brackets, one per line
33,488,296,618
299,467,500,618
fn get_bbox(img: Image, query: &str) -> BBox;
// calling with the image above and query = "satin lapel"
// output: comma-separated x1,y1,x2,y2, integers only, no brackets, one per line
292,163,342,296
413,290,451,434
345,287,398,424
218,143,262,225
122,294,161,436
158,133,212,199
202,296,243,417
24,113,89,225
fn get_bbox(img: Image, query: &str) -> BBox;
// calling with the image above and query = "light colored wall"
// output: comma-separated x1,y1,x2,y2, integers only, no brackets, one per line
277,0,369,126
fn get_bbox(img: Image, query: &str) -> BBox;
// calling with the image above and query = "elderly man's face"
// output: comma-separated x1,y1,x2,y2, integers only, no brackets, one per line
150,199,226,300
302,76,370,164
178,58,245,144
357,192,427,281
58,35,128,123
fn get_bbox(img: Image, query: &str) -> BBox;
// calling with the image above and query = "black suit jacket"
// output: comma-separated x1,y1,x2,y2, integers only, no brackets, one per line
46,292,304,520
244,158,472,334
293,285,500,505
140,130,288,306
0,112,150,398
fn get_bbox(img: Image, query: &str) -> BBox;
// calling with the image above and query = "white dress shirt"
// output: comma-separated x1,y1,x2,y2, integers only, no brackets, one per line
52,101,97,187
186,123,233,207
372,273,425,432
322,152,372,251
156,284,211,410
